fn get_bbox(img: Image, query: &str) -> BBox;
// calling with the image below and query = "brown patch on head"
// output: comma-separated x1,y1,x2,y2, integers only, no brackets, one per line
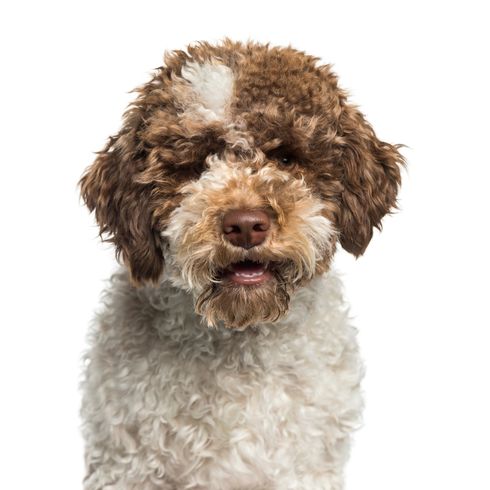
222,42,404,256
232,44,325,113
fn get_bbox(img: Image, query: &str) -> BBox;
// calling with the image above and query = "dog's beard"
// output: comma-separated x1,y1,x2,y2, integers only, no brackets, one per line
195,268,291,330
166,234,333,329
186,244,320,329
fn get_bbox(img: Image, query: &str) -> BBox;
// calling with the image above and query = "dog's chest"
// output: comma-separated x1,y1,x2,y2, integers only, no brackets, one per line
83,275,362,488
117,321,356,485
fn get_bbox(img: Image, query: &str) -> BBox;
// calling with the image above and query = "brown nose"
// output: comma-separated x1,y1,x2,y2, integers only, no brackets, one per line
222,209,271,249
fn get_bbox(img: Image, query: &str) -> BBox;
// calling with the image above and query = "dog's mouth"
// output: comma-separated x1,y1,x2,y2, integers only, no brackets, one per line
221,260,273,286
197,259,288,328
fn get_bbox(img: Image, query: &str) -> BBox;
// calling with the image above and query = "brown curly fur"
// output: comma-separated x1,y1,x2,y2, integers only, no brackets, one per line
80,39,404,287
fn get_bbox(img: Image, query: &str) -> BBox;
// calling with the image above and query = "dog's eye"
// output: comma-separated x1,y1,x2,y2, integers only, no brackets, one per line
272,151,296,166
266,147,299,167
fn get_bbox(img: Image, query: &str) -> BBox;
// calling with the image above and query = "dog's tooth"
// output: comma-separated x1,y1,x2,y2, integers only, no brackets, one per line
234,270,264,278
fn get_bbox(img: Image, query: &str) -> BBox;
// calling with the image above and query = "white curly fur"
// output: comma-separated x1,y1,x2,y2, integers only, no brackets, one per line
82,270,363,490
179,61,234,122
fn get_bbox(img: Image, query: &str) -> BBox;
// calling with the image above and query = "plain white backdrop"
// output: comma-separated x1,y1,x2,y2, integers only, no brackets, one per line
1,0,489,488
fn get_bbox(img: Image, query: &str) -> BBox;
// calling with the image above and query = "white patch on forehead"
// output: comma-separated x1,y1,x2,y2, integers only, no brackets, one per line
180,61,234,121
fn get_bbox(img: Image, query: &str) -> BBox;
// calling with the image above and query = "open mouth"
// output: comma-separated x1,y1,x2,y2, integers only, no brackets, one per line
222,260,272,286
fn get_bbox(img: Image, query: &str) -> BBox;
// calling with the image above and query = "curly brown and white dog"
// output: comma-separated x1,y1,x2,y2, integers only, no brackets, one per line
80,40,403,490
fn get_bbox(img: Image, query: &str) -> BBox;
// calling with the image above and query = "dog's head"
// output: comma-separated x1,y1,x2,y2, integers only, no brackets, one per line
80,40,403,329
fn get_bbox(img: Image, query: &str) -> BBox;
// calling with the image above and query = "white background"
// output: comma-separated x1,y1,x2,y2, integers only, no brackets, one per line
1,1,489,488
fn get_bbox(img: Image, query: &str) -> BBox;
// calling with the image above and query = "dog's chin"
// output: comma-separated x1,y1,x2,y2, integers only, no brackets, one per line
194,260,291,330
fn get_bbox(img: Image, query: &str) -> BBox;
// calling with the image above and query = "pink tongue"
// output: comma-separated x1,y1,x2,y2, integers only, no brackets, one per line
229,261,265,273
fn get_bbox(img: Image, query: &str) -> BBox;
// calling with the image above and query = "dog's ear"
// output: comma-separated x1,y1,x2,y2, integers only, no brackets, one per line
80,111,164,286
337,104,404,256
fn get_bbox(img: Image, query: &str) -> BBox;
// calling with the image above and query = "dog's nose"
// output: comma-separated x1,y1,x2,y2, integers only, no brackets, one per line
222,209,271,249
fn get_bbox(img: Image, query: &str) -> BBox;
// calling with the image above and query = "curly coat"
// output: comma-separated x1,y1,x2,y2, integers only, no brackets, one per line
80,40,404,489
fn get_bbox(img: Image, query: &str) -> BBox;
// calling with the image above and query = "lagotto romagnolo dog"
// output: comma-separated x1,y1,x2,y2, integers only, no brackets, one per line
80,40,404,490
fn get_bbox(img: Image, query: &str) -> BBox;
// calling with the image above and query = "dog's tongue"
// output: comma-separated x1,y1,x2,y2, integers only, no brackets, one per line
226,261,271,285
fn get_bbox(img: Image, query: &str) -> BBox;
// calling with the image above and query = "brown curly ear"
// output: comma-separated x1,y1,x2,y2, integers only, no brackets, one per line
80,125,164,286
338,105,404,256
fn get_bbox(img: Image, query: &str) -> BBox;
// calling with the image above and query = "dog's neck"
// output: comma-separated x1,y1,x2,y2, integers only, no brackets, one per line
93,267,348,374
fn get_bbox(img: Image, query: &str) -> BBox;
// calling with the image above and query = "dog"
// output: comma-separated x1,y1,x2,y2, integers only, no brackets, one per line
80,40,403,489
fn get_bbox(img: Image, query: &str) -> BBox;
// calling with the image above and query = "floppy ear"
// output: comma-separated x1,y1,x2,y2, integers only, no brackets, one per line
80,114,164,286
337,104,404,256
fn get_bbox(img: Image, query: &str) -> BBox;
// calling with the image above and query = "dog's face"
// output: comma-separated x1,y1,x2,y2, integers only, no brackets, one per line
81,40,403,329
